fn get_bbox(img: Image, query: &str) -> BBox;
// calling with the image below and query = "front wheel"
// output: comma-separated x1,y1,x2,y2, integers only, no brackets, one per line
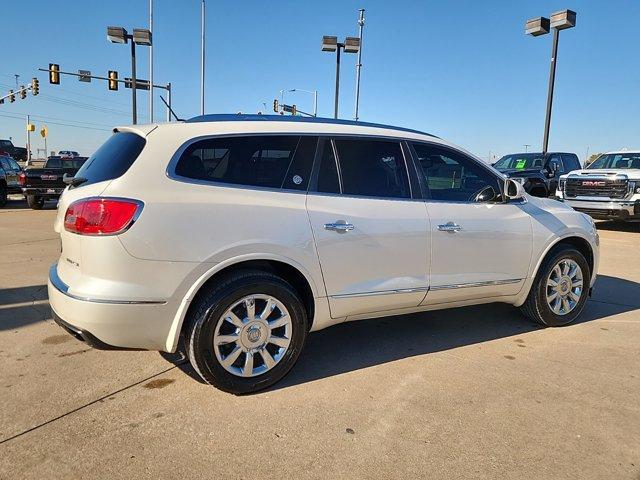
520,245,590,327
26,194,45,210
186,270,308,394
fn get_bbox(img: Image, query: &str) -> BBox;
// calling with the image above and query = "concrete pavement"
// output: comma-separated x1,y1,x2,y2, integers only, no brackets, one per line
1,198,638,479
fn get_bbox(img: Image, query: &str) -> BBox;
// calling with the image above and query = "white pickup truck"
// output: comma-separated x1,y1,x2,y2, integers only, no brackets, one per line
557,150,640,224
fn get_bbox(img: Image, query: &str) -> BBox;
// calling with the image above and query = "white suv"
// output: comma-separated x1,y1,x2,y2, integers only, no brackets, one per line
48,115,599,394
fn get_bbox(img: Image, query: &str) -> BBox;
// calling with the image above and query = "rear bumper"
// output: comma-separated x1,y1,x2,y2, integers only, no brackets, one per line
562,199,640,221
22,186,64,198
48,263,175,351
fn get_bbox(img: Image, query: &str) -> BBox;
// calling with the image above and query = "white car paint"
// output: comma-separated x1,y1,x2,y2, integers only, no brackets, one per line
48,116,599,352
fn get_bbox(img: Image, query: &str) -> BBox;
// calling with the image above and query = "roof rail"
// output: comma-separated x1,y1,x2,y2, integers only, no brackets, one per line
185,113,437,138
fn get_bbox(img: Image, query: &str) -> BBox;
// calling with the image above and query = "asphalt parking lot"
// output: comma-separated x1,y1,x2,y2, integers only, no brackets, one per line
1,197,638,480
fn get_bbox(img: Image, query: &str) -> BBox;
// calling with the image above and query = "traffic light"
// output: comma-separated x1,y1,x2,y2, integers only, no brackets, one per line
8,90,15,103
108,70,118,91
49,63,60,84
19,86,27,100
31,78,39,96
273,99,279,113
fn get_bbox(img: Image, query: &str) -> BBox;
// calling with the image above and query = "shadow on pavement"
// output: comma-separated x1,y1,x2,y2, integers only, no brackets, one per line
0,285,50,331
596,220,639,233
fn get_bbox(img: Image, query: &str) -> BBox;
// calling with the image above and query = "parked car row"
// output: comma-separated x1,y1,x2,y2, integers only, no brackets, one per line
0,154,87,209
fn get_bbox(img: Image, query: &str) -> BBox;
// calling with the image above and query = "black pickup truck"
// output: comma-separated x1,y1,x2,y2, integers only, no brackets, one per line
0,139,28,162
493,152,581,197
20,156,87,209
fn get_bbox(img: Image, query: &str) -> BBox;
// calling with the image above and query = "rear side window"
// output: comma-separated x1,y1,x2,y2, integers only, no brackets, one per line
74,132,146,187
46,157,61,168
334,138,410,199
174,135,316,190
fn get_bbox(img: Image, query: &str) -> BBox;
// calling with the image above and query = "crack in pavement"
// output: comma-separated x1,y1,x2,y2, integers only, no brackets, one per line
0,365,179,446
0,237,59,247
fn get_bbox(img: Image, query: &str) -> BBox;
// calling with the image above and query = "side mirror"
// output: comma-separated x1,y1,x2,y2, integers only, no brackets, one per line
505,178,525,201
474,185,497,203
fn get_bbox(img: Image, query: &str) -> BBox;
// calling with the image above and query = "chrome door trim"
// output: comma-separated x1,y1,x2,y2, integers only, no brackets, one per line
331,286,429,299
429,278,523,291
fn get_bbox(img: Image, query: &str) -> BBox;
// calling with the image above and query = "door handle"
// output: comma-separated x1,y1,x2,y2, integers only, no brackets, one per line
324,222,355,232
437,222,462,232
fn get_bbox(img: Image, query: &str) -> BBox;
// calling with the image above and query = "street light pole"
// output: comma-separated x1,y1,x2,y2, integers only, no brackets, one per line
542,28,559,155
525,10,576,155
354,8,365,121
149,0,154,123
130,39,137,125
334,46,341,119
200,0,206,115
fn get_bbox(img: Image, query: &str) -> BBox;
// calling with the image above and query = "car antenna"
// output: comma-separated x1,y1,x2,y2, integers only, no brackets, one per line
160,95,184,122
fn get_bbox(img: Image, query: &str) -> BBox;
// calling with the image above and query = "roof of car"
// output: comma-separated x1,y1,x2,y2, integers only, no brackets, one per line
603,150,640,155
185,114,438,138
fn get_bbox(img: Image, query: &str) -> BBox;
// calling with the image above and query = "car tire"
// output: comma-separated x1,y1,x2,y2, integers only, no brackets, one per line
520,245,590,327
0,183,7,207
186,269,308,394
529,186,547,198
26,194,44,210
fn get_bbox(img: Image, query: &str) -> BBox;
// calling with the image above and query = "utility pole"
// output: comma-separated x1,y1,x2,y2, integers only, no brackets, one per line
131,40,137,124
149,0,154,122
200,0,206,115
26,115,31,164
14,75,19,88
354,8,365,121
524,144,530,152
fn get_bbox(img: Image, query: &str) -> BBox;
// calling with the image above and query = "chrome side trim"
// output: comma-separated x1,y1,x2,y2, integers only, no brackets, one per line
430,278,523,291
49,264,166,305
331,287,429,299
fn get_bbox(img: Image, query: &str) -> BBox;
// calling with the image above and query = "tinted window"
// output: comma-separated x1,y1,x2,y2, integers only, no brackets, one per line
46,157,61,168
281,136,317,190
175,135,313,190
73,132,146,188
412,143,499,202
547,154,563,174
493,153,544,170
0,158,10,171
588,152,640,170
8,158,20,170
562,154,580,172
316,139,340,194
334,139,409,199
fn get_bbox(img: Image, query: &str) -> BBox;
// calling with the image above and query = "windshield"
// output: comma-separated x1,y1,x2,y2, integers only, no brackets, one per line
493,153,545,170
588,153,640,170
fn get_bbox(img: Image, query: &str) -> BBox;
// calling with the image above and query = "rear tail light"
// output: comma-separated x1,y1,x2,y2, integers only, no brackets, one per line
64,198,142,235
18,172,26,186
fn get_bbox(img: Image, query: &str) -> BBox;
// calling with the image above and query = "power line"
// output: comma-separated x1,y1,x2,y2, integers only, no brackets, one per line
0,112,111,131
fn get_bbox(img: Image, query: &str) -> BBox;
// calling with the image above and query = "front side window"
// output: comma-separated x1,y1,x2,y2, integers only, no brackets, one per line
588,152,640,170
412,143,500,202
333,138,410,199
175,135,315,190
562,154,581,172
0,158,10,171
547,155,563,174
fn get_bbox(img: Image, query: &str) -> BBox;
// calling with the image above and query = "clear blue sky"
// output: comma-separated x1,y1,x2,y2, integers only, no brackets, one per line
2,0,639,161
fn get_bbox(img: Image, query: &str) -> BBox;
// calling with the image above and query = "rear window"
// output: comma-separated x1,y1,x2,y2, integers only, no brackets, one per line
73,132,146,187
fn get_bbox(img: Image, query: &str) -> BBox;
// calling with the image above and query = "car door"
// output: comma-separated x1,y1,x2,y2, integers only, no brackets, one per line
409,142,533,305
0,158,18,187
306,137,430,319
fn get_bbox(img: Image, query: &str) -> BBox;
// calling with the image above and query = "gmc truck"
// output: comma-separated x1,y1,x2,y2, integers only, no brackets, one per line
0,139,28,162
20,156,87,209
556,150,640,224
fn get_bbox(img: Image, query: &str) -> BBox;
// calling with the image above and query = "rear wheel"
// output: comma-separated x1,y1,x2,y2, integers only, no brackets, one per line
0,183,7,207
26,194,44,210
520,245,590,326
186,270,308,394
